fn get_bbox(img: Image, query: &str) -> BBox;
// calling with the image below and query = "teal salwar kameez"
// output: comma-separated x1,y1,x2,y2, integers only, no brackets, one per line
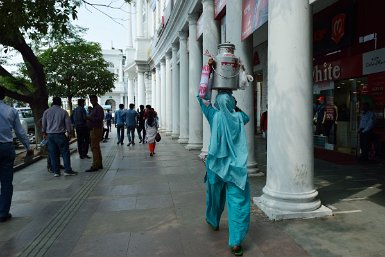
198,92,250,249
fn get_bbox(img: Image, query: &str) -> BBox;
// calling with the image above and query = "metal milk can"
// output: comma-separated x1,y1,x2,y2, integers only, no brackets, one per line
212,43,240,90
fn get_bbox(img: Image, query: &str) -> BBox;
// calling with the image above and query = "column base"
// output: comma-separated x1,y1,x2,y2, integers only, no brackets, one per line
171,133,180,139
185,143,203,150
247,160,260,174
178,137,189,144
199,150,208,160
165,130,172,136
253,196,332,220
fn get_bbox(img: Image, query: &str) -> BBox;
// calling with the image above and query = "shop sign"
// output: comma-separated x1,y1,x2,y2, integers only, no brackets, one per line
313,0,354,56
196,13,203,39
313,81,334,94
363,47,385,75
313,55,362,83
214,0,226,19
241,0,268,41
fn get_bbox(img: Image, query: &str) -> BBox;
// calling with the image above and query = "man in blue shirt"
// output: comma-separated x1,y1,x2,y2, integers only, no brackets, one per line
0,88,33,222
358,102,376,162
115,104,126,145
125,103,138,146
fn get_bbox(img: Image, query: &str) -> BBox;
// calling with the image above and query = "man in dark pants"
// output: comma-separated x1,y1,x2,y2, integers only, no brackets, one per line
71,99,90,159
358,102,375,163
137,105,145,143
0,88,33,222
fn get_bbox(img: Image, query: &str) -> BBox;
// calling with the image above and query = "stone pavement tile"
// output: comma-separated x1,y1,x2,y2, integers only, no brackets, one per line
70,232,130,257
109,185,138,196
135,194,174,210
169,181,203,193
82,208,177,235
172,191,206,208
97,197,137,212
126,229,184,257
135,182,171,195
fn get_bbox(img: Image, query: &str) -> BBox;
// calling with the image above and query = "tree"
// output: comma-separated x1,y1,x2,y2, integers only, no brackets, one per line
39,41,116,112
0,0,131,142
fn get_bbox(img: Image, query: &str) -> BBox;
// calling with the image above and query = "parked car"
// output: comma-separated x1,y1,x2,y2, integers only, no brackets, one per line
15,107,35,133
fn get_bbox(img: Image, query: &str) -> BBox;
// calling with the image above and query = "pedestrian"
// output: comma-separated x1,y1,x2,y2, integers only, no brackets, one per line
144,109,159,156
197,91,250,256
260,104,268,150
115,104,126,145
42,97,77,177
105,110,112,132
85,95,104,172
102,120,109,142
358,102,375,163
315,96,325,135
71,99,90,159
137,105,145,143
0,88,33,222
125,103,138,146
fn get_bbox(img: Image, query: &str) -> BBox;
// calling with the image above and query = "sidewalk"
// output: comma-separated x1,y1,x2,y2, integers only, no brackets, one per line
0,132,384,257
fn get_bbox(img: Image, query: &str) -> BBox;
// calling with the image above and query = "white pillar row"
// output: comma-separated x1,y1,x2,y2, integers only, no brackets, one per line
171,43,180,139
226,0,258,173
151,70,156,107
155,64,161,114
160,58,166,130
136,0,143,38
178,31,189,144
165,51,173,135
253,0,332,220
127,78,135,105
186,13,203,150
137,71,145,107
200,0,220,158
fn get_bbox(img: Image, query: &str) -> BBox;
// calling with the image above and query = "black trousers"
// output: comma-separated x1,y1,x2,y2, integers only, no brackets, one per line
76,125,90,157
360,131,374,161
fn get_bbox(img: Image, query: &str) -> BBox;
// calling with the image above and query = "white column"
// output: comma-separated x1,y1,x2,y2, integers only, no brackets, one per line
253,0,331,220
156,64,161,114
137,71,145,107
186,13,203,150
165,51,173,135
226,0,258,173
178,31,189,144
127,3,133,48
171,43,180,139
136,0,143,38
160,58,166,130
151,70,156,107
201,0,220,158
127,78,135,105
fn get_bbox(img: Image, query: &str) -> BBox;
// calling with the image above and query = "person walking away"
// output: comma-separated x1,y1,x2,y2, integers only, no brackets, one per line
197,92,250,256
71,99,90,159
315,96,326,135
102,120,109,142
85,95,104,172
358,102,375,163
137,105,146,143
115,104,126,145
0,88,33,222
125,103,138,146
42,97,77,177
260,104,268,150
105,110,112,132
145,110,159,156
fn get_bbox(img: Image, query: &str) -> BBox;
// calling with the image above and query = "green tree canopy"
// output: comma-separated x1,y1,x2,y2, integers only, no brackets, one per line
40,41,116,105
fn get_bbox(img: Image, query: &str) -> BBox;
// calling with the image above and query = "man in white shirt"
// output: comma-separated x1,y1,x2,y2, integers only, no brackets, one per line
0,87,33,222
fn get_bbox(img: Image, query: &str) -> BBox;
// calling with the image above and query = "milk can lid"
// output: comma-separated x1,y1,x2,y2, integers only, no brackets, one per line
217,42,235,49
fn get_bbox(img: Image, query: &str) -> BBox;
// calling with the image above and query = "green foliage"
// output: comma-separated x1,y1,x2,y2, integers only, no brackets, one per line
39,41,116,98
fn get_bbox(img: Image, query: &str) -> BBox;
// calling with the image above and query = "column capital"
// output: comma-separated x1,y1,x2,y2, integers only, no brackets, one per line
179,31,188,40
188,12,200,24
165,50,172,59
201,0,214,4
171,42,179,51
160,58,166,64
156,63,161,69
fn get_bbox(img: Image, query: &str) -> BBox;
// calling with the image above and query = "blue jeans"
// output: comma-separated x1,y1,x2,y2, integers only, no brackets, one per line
0,143,15,217
47,133,72,173
127,125,136,143
116,124,125,143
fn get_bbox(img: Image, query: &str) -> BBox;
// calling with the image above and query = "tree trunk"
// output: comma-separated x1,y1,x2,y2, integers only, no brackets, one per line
68,96,73,114
29,97,49,145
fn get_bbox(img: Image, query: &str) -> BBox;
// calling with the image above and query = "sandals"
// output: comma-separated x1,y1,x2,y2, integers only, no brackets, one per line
231,246,243,256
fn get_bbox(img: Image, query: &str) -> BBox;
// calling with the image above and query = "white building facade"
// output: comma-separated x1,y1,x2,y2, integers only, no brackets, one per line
118,0,342,220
